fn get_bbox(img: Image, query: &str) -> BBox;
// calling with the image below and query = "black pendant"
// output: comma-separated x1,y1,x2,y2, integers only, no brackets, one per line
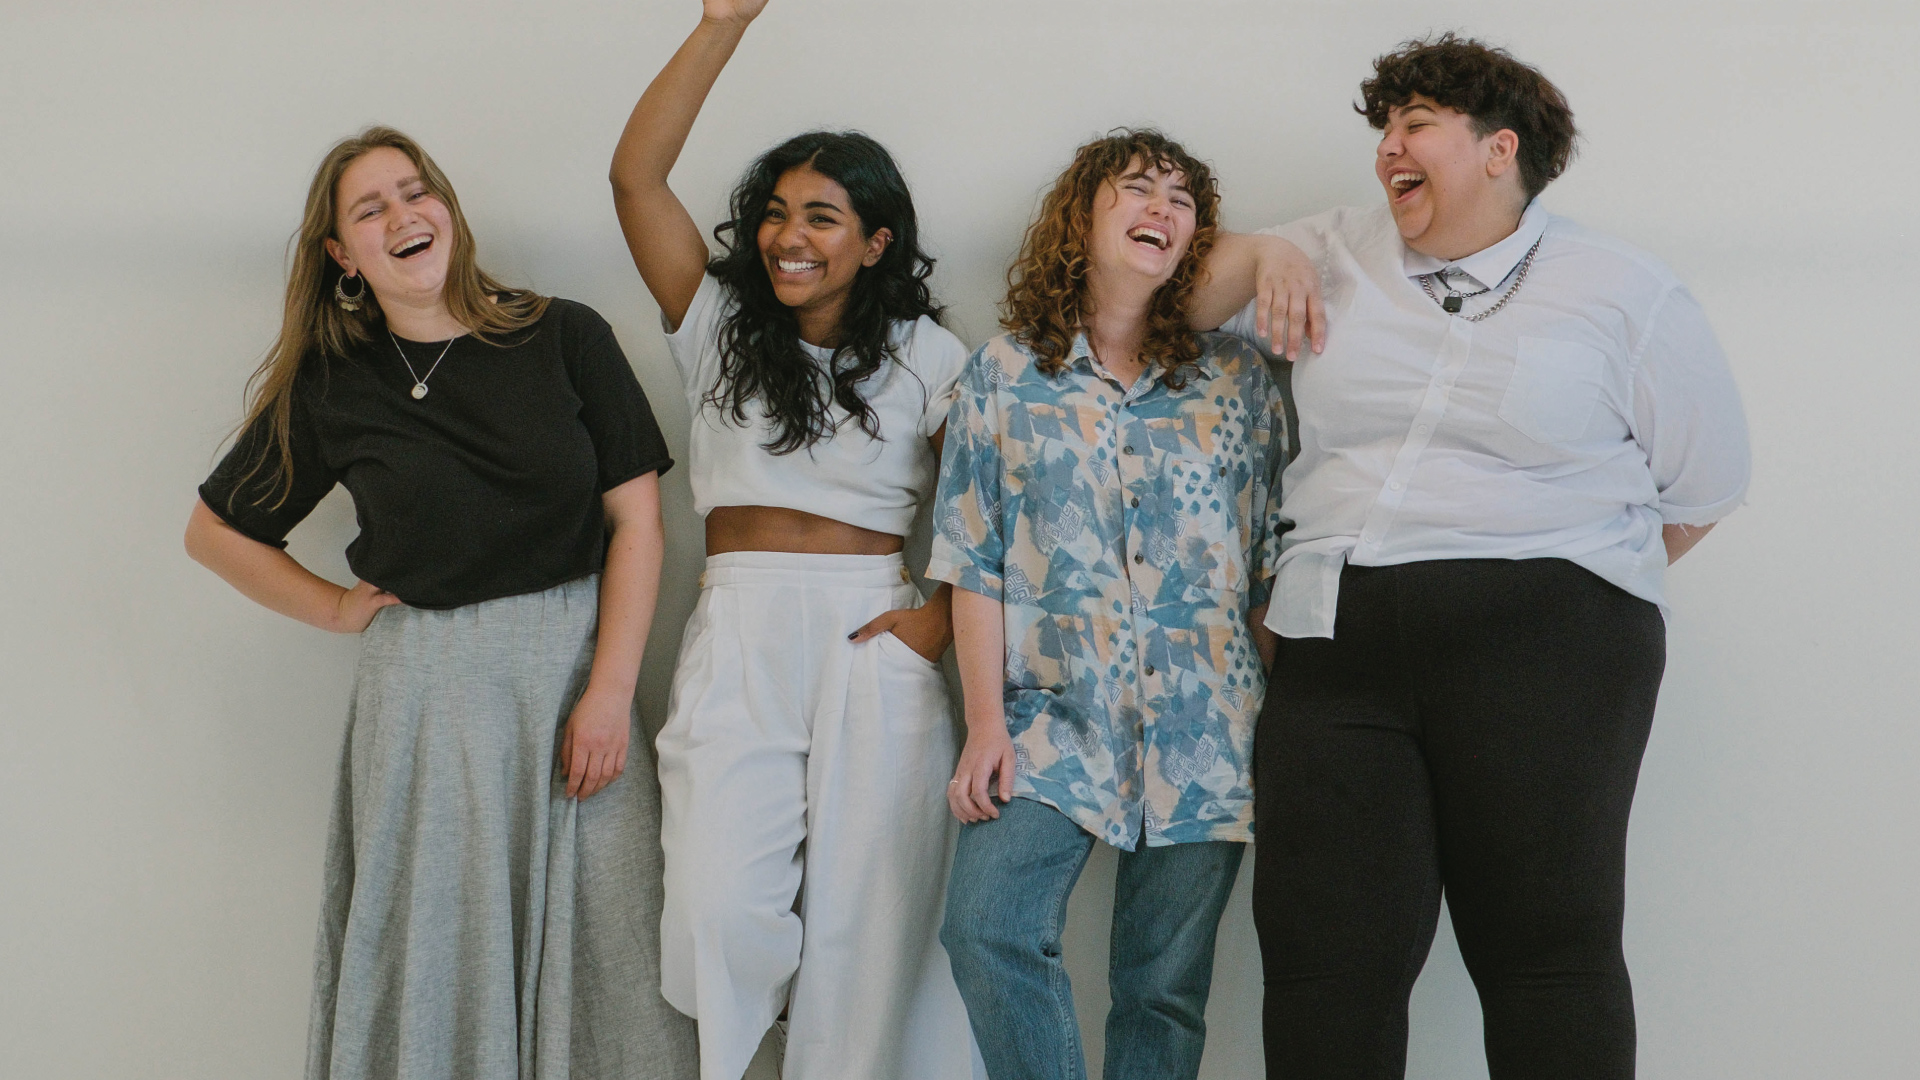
1442,294,1464,314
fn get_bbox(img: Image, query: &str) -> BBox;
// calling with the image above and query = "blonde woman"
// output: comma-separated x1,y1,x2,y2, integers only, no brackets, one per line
185,127,696,1080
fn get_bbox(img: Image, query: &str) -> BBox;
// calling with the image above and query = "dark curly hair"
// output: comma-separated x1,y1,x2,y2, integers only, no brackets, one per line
1002,129,1220,385
706,131,942,455
1358,33,1578,199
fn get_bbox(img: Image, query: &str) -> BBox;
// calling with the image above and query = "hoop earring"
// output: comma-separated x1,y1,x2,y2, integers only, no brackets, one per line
334,273,366,312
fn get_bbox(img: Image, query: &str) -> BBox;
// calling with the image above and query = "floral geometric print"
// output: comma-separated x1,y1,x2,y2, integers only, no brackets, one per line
926,331,1289,849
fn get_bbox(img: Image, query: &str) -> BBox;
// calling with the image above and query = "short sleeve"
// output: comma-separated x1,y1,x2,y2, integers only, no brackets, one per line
1220,217,1328,358
908,317,970,438
197,387,340,548
564,304,676,490
660,273,733,395
924,343,1009,600
1630,284,1751,524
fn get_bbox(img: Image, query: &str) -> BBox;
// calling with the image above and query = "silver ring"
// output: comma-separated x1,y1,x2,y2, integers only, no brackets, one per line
949,780,960,785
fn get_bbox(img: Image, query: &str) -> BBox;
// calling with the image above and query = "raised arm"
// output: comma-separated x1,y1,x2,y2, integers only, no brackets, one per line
609,0,769,329
1191,232,1327,358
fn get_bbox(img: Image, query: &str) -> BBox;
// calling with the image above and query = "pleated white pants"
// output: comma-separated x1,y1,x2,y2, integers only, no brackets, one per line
657,551,984,1080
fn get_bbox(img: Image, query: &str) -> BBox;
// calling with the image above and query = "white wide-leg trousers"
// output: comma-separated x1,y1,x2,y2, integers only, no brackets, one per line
657,552,983,1080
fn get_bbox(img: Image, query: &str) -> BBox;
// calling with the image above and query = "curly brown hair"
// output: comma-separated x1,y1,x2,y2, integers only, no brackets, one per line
1358,33,1578,200
1001,129,1219,383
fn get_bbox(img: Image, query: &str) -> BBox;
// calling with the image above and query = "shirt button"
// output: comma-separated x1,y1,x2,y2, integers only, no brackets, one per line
1123,444,1135,454
1363,533,1378,544
1133,553,1144,564
1144,664,1156,676
1389,481,1404,491
1218,466,1227,477
1416,425,1431,435
1130,496,1141,508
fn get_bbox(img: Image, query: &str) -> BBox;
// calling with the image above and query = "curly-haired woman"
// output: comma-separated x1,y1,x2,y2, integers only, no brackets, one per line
930,129,1290,1080
185,127,696,1080
609,3,980,1079
1201,34,1752,1078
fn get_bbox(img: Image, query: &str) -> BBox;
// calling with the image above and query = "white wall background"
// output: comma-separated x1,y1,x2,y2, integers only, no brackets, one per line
2,1,1915,1077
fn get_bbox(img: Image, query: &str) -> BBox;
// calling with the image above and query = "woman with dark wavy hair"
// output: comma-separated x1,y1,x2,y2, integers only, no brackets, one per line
185,127,694,1079
609,3,978,1080
931,129,1289,1080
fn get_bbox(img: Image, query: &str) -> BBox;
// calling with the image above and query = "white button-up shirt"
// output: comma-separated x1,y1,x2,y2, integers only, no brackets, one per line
1225,200,1751,639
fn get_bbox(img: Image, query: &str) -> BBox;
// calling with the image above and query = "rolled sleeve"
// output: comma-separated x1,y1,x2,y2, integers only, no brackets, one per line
925,348,1007,600
1631,284,1753,525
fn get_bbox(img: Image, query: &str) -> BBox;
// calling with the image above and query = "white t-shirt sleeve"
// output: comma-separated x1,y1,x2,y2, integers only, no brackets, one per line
910,318,971,438
661,273,732,393
1220,217,1328,359
1630,283,1752,525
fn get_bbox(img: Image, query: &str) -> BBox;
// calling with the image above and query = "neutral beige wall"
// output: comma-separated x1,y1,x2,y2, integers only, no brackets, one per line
2,2,1916,1077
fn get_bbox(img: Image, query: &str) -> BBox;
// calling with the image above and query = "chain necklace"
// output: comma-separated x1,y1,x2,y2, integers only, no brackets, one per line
1428,271,1491,313
1420,236,1543,322
388,330,457,400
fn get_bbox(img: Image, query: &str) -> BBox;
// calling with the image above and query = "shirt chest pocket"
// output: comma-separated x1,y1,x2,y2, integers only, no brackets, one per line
1499,337,1609,444
1160,451,1246,594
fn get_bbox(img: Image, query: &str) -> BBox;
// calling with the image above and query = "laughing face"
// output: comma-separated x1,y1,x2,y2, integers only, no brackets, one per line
1088,157,1197,289
1375,94,1524,258
323,146,455,312
755,164,890,339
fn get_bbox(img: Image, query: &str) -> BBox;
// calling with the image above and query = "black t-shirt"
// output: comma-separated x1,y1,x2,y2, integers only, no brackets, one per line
200,299,674,609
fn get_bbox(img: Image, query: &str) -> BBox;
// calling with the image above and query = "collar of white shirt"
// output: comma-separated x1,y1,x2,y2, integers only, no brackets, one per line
1402,199,1550,292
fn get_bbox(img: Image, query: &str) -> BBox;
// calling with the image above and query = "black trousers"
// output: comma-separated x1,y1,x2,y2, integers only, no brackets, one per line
1253,559,1666,1080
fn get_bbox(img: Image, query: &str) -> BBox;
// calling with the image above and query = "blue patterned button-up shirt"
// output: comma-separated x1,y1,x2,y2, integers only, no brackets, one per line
927,331,1289,849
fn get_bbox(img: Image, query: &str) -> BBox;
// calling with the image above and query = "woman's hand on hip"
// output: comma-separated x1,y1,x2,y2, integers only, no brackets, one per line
560,684,632,800
326,580,401,633
949,723,1016,824
848,601,952,664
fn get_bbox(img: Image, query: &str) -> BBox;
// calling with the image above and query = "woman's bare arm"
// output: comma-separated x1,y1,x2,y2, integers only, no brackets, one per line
184,498,399,632
1663,521,1716,564
610,0,770,329
947,586,1015,823
560,472,666,799
1190,232,1327,357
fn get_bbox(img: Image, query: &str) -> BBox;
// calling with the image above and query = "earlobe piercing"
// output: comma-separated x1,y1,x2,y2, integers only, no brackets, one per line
335,272,367,312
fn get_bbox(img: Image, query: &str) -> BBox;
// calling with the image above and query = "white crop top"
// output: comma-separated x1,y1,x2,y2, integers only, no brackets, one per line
663,273,969,536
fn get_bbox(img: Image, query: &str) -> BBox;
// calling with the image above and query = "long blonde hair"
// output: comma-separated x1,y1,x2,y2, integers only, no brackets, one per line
228,126,549,509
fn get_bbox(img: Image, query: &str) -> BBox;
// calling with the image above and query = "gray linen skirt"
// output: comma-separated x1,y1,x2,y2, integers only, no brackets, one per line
305,575,699,1080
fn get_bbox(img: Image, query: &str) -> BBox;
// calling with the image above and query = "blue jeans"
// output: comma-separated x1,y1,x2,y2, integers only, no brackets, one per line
940,796,1246,1080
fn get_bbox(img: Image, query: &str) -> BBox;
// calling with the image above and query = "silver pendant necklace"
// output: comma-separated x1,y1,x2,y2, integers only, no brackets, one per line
388,330,456,400
1420,236,1543,322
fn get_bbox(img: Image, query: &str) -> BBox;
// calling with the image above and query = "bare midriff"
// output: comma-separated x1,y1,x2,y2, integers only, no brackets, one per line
704,505,904,557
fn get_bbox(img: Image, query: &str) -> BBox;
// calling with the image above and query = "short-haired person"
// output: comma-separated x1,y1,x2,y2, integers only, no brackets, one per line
184,128,695,1079
933,130,1290,1080
1192,35,1753,1078
610,3,980,1079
